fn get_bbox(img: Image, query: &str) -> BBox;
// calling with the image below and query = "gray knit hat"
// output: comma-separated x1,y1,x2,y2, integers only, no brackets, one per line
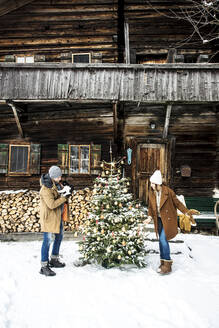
49,166,62,179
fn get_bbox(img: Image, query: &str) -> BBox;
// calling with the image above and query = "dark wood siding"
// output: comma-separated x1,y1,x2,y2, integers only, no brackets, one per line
0,102,114,190
123,103,218,197
0,0,118,63
124,0,217,63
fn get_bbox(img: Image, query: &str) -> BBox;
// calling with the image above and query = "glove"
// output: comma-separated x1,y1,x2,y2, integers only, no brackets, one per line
179,214,192,233
186,209,200,226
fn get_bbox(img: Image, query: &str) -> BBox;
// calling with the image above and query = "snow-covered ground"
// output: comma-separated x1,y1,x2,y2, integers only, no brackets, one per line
1,232,219,328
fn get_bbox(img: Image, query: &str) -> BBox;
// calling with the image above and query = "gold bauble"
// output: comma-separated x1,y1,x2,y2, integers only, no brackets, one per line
118,255,121,260
101,229,105,234
128,250,132,255
122,240,126,246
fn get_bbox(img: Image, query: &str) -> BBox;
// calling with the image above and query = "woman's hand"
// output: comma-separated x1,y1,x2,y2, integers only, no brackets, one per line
144,217,152,225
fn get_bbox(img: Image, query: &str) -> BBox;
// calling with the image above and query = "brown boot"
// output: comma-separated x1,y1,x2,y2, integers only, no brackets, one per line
159,260,173,274
157,259,164,273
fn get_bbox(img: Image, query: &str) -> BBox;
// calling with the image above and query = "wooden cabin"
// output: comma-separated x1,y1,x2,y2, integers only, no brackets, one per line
0,0,218,205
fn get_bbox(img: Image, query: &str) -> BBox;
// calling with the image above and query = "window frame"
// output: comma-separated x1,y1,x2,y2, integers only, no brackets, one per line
72,53,91,64
8,144,31,176
16,55,35,63
69,144,91,175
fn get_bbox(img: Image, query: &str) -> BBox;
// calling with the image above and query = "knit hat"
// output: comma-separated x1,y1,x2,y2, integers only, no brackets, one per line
150,170,162,185
48,166,62,179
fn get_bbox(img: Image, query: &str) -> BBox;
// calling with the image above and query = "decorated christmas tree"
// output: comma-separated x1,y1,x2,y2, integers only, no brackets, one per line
78,154,148,269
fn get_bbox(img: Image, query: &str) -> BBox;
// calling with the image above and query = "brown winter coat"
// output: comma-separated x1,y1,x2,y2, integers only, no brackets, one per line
148,185,188,240
40,178,69,233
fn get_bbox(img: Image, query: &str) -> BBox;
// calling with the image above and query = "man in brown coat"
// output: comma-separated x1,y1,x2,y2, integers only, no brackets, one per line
40,165,70,276
145,170,198,274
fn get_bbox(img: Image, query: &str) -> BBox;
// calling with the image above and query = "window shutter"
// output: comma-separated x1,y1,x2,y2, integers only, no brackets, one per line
0,144,9,173
30,144,41,174
90,144,101,175
58,144,69,174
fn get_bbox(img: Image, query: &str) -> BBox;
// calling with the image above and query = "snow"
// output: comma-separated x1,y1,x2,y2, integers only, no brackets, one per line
1,233,219,328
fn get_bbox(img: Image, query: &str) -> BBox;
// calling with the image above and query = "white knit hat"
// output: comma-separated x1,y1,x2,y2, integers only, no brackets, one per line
49,166,62,179
150,170,162,185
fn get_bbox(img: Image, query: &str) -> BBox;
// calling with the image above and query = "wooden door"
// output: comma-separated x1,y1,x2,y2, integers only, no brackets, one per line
137,144,167,204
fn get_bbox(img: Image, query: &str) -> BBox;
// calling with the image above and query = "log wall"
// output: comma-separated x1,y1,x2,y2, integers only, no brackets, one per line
122,103,219,197
0,0,119,63
0,0,217,64
124,0,217,63
0,102,114,191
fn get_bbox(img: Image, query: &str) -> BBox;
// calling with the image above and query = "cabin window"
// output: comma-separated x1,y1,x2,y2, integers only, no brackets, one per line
16,56,34,63
69,145,90,174
8,145,30,175
58,144,101,175
72,53,91,63
136,54,167,64
0,143,41,175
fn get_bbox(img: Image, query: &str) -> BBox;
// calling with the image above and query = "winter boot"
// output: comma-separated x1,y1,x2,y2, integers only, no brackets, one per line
157,259,165,273
40,264,56,276
159,260,173,275
50,256,65,268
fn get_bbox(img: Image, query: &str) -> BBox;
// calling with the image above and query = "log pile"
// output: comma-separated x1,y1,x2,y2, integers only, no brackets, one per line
0,188,92,234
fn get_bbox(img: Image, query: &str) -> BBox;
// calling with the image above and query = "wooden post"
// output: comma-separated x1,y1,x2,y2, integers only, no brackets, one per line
124,22,130,64
113,101,118,143
7,102,24,138
163,104,172,139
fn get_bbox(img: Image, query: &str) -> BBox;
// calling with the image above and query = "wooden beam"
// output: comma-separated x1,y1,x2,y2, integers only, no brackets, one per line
163,104,172,139
0,0,34,17
6,100,24,113
124,22,130,64
113,101,118,143
7,102,24,138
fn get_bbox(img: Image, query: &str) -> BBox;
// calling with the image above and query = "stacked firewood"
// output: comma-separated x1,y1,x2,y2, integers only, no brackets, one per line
0,189,92,234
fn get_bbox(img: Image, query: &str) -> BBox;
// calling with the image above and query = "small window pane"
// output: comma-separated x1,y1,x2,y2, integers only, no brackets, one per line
73,54,90,63
17,57,25,63
10,146,28,173
80,146,89,173
70,146,79,173
26,56,34,63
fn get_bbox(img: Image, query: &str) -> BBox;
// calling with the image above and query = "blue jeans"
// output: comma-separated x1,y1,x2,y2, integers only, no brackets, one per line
158,217,171,260
41,220,63,263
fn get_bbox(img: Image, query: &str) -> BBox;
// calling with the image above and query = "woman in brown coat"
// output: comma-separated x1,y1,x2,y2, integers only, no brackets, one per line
40,165,70,276
146,170,198,274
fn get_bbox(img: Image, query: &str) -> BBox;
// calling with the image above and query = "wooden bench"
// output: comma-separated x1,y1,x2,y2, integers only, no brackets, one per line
184,197,219,235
